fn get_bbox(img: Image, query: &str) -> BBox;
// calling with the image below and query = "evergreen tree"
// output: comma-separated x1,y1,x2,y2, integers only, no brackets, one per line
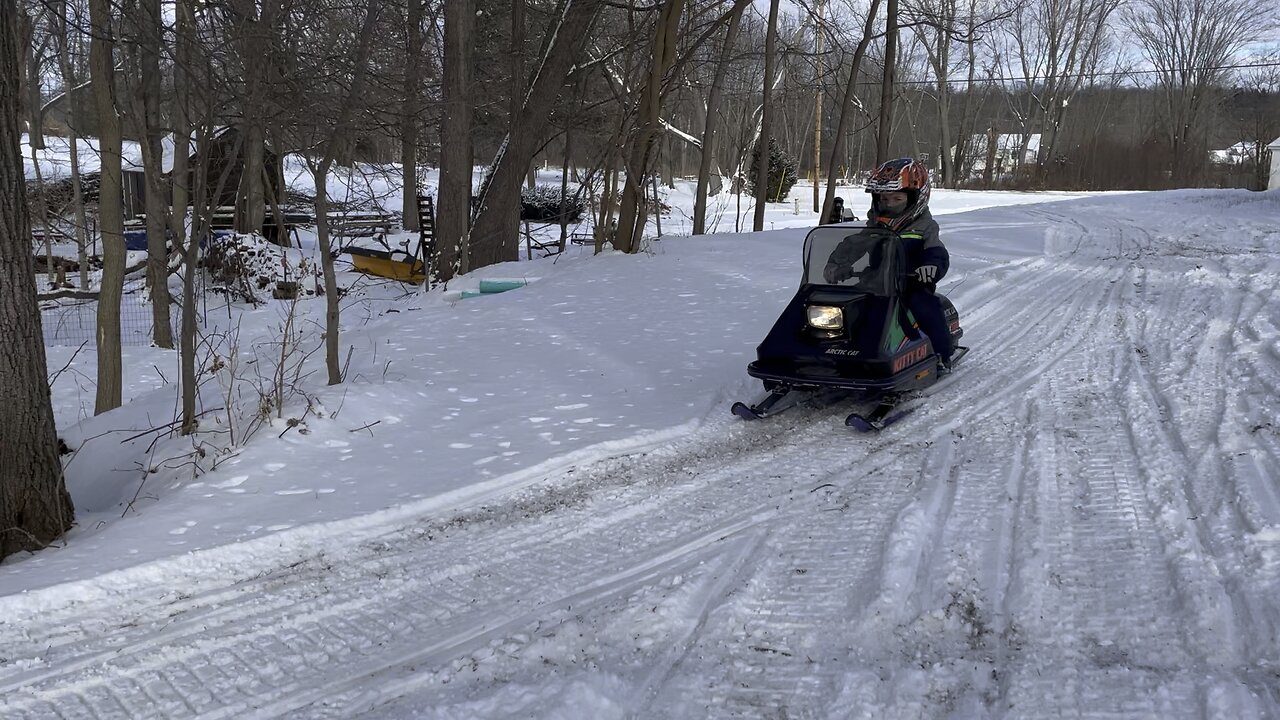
746,138,798,202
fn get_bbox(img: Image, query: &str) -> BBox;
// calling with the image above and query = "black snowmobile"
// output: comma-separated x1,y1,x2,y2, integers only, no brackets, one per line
731,225,968,431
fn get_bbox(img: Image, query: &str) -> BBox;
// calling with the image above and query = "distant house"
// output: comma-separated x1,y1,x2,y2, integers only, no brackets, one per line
1210,141,1258,165
955,132,1041,179
1269,137,1280,190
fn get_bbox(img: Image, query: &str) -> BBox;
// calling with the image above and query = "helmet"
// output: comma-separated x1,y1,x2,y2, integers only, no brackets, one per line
865,158,931,231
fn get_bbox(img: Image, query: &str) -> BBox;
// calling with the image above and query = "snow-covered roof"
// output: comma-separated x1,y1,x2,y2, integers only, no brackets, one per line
21,132,186,180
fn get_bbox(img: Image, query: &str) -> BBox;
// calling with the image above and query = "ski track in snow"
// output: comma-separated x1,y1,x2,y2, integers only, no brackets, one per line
4,196,1280,718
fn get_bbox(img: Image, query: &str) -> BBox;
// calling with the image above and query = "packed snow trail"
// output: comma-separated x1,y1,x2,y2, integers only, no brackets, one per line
3,192,1280,718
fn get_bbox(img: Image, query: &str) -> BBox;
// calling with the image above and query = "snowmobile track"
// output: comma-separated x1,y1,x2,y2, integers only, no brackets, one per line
4,203,1280,718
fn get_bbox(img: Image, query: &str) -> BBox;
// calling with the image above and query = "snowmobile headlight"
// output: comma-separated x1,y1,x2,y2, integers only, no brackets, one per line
806,305,844,331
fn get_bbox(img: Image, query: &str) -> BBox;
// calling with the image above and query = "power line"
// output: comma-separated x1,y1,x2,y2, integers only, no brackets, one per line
881,60,1280,88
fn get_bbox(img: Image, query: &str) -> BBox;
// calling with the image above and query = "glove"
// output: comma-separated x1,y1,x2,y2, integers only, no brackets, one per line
914,265,938,283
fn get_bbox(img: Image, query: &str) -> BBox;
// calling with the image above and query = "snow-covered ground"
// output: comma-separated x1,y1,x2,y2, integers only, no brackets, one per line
4,157,1280,718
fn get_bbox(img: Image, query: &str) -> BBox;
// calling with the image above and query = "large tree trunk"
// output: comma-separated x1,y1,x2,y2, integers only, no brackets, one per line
139,0,172,348
820,0,880,224
90,0,125,415
468,0,603,270
437,0,475,281
693,0,747,235
875,0,898,164
615,0,683,254
1,0,75,561
401,0,426,232
752,0,781,232
232,0,273,234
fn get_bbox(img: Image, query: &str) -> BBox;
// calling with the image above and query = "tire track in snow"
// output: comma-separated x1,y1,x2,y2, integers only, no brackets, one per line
1116,237,1280,708
637,253,1126,718
0,250,1114,719
6,203,1279,718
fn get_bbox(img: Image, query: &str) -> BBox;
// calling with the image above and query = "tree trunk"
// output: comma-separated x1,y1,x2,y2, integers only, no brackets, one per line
20,10,44,150
314,163,342,384
1,0,75,562
510,0,529,188
875,0,898,164
813,0,824,212
232,0,273,234
468,0,603,269
401,0,426,232
615,0,683,254
137,0,173,348
438,0,476,281
693,0,748,235
752,0,781,232
173,0,198,434
52,0,90,290
316,0,381,385
90,0,125,415
820,0,880,224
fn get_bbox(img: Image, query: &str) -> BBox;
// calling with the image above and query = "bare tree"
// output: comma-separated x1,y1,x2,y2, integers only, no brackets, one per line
1227,61,1280,190
1,0,75,562
119,0,174,347
615,0,684,253
467,0,604,269
302,0,383,385
229,0,279,234
52,0,92,290
821,0,881,223
875,0,900,163
437,0,475,281
692,0,749,235
906,0,960,186
752,0,781,231
173,0,199,434
400,0,427,233
1125,0,1275,183
89,0,125,414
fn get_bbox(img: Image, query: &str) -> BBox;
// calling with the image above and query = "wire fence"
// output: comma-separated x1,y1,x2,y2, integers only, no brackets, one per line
39,292,185,348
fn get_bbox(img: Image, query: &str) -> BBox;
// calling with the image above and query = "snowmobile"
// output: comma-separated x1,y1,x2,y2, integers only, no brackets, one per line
731,225,968,431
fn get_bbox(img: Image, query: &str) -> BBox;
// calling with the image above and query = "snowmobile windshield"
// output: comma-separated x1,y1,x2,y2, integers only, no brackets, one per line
803,227,902,295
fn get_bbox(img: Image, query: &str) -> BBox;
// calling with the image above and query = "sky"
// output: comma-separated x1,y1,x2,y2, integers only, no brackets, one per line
4,151,1280,717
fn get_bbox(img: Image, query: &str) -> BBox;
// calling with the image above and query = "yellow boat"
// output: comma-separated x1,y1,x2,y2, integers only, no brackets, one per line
344,246,426,283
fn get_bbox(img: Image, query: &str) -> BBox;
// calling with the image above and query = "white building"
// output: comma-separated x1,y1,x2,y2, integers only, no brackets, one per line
1269,137,1280,190
1210,141,1258,165
957,133,1041,178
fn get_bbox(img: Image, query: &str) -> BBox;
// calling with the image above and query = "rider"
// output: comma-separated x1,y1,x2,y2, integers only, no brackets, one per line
865,158,954,372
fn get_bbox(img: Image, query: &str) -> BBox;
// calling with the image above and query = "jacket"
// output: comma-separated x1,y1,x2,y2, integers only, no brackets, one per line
868,208,948,283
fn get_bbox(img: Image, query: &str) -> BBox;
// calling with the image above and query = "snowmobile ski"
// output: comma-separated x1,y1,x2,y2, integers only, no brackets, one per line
731,387,797,421
845,348,969,431
845,393,909,432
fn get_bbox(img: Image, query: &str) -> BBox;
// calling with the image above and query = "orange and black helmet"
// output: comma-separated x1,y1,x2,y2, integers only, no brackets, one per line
865,158,931,230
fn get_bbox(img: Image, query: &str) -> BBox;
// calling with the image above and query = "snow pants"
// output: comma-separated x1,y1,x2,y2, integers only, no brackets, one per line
906,289,952,363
